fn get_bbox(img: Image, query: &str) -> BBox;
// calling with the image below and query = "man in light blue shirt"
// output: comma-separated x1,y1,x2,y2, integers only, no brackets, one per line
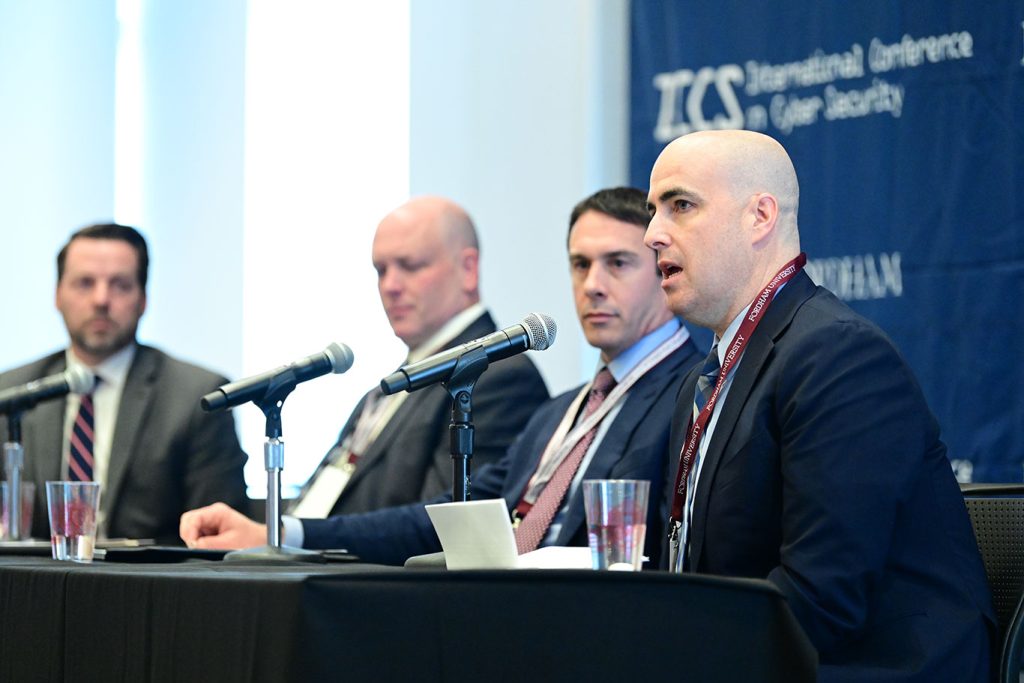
181,188,701,565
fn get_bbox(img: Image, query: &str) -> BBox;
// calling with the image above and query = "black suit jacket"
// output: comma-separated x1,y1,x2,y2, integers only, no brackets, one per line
299,311,549,516
665,271,994,682
301,334,700,565
0,346,248,543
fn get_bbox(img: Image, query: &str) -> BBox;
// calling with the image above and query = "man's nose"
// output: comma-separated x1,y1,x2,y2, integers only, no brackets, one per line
91,282,112,306
379,269,403,294
644,217,668,250
583,265,606,297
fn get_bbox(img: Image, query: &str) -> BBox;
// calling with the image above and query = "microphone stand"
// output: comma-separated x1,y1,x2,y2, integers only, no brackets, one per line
3,413,25,541
442,347,490,502
224,370,322,563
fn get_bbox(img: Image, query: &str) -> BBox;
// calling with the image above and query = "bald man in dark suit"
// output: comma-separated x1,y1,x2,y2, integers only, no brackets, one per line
646,130,994,682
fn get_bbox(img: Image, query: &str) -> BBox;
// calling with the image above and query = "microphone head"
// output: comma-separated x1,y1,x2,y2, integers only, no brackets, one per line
521,313,557,351
324,342,355,374
65,365,95,395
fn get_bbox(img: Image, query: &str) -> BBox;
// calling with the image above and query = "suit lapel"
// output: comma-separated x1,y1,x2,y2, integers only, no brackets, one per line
104,347,158,521
688,272,817,569
293,392,370,505
342,387,435,493
338,312,498,500
503,391,578,505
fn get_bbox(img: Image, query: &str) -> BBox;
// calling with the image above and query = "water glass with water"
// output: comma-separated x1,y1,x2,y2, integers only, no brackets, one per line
582,479,650,571
46,481,101,562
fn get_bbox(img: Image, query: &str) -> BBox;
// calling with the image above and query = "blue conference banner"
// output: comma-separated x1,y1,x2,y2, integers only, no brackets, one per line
630,1,1024,481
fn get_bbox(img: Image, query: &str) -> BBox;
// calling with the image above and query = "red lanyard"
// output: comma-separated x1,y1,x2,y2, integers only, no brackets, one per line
669,253,806,524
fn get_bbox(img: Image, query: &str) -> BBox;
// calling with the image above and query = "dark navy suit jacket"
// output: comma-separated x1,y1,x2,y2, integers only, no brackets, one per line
664,271,994,682
302,336,700,566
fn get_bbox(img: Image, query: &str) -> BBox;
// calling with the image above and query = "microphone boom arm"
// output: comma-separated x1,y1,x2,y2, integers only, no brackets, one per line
442,346,490,502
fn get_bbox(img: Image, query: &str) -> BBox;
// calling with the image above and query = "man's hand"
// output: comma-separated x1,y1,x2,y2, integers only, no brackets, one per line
180,502,267,549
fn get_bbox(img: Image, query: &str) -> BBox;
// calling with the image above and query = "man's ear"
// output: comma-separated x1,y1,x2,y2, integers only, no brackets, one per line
460,247,480,292
749,192,779,247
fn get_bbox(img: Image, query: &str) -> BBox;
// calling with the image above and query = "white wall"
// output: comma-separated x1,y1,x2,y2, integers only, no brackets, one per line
0,0,117,367
124,0,248,379
237,1,411,491
0,1,629,494
409,0,631,393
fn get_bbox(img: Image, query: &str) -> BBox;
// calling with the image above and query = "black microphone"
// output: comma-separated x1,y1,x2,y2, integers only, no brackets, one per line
201,342,354,412
380,313,556,395
0,365,95,416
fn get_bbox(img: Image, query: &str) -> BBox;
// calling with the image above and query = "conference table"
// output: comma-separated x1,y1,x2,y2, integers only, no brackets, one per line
0,552,816,682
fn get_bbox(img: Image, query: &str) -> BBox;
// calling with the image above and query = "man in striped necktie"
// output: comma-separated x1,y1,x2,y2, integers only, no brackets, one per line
0,223,248,542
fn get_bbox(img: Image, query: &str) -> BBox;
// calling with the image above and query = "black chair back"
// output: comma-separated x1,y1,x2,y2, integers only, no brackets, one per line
961,483,1024,683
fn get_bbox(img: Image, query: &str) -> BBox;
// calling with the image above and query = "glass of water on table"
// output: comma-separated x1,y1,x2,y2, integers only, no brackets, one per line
46,481,101,562
582,479,650,571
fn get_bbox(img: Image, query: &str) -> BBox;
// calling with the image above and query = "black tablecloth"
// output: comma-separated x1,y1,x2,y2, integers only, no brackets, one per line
0,556,816,682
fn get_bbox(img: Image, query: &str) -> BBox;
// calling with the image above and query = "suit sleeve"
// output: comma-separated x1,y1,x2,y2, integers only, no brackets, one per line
301,403,547,564
302,497,443,565
416,355,548,500
766,316,940,654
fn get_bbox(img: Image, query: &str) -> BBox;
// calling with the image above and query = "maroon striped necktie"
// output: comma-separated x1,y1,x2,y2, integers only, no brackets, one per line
514,368,616,554
68,391,95,482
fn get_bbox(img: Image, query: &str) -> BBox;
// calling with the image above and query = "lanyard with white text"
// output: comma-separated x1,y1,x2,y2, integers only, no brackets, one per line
668,253,806,570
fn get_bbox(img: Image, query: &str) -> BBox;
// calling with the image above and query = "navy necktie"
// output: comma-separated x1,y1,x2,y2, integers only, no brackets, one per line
692,344,721,420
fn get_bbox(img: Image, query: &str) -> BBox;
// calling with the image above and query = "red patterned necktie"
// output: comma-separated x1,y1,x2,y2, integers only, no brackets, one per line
68,391,95,482
515,368,616,554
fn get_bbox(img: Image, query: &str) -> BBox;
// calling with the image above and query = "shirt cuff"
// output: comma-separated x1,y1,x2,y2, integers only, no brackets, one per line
281,515,305,548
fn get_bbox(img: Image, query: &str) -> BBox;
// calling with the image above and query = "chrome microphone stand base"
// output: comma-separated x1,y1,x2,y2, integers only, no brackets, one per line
224,403,323,564
224,544,324,563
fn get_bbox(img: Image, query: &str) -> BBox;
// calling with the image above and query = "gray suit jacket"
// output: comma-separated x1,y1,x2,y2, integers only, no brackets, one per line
0,345,248,543
297,311,549,515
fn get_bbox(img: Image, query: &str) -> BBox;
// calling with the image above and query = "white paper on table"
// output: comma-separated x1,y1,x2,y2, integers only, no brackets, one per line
425,499,518,569
424,499,593,570
515,545,592,569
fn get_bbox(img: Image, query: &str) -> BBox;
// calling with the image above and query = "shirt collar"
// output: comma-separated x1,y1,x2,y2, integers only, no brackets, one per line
406,302,487,363
604,317,684,383
66,343,137,389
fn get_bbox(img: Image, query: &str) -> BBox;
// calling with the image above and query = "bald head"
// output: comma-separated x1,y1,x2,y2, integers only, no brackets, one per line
666,130,799,244
645,131,802,336
389,196,480,253
372,196,481,348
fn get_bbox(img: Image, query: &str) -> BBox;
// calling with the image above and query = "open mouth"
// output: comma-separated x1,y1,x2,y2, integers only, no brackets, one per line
658,261,682,279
